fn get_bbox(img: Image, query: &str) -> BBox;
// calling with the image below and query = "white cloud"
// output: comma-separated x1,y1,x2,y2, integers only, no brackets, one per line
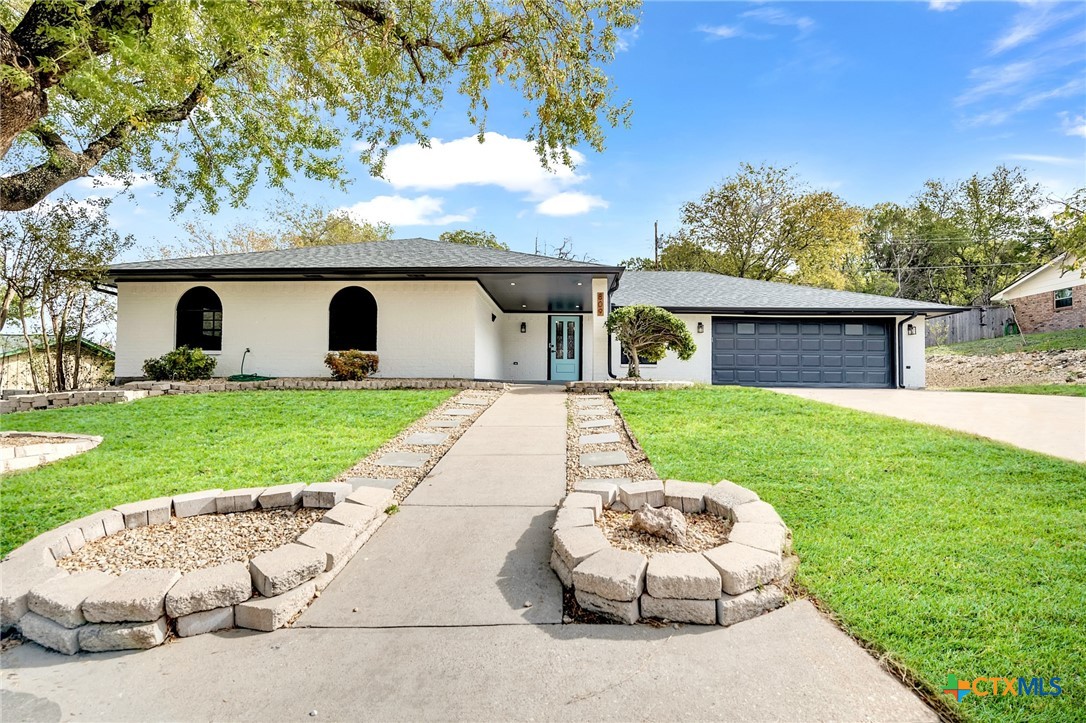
741,7,815,37
1004,153,1079,166
928,1,961,12
75,173,155,190
339,195,473,226
990,4,1080,55
535,192,608,217
697,24,744,39
1059,111,1086,138
616,25,640,52
379,132,585,197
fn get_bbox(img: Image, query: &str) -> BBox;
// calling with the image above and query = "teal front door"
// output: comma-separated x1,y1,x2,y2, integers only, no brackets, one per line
549,316,581,381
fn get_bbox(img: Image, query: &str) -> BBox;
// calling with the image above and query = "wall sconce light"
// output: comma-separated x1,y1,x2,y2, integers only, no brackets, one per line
907,323,917,336
697,322,705,334
520,322,527,334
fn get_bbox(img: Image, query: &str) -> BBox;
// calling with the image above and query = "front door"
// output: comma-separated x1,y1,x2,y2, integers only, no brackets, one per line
549,316,581,381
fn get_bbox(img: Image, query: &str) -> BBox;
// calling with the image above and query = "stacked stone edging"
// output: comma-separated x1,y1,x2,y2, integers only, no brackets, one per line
0,379,507,415
0,480,396,654
552,479,799,626
566,380,695,393
0,431,102,473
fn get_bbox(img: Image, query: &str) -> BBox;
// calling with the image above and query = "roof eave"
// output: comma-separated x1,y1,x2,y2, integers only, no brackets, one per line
105,265,624,280
614,304,970,316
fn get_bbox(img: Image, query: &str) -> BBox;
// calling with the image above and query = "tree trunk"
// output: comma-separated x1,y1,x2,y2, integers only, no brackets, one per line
38,298,54,392
73,294,87,389
18,298,40,392
0,285,15,330
626,343,641,379
0,27,47,159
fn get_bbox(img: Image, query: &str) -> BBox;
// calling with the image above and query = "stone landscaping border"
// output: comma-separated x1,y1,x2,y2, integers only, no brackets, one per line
1,431,102,473
565,380,694,393
551,478,799,627
0,378,507,415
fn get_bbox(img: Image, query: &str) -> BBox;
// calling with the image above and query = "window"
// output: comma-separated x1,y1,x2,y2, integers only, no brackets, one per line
619,348,655,366
329,286,377,351
176,286,222,351
1055,288,1073,310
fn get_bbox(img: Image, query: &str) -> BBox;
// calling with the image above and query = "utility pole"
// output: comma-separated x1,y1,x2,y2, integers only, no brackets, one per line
654,221,659,267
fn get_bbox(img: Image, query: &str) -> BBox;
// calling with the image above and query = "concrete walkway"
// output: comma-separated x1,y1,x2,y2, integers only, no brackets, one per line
1,385,938,721
775,387,1086,463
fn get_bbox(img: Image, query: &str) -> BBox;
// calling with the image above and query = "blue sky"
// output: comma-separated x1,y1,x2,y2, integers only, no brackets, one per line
85,1,1086,265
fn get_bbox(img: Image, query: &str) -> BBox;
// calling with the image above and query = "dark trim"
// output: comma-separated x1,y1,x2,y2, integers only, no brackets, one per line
546,314,584,382
630,305,968,316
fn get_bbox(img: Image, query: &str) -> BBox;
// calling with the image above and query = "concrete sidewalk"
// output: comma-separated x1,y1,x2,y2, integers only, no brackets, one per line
775,387,1086,463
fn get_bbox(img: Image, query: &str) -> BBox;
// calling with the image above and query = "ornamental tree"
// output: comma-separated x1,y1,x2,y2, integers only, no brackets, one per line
0,0,639,212
605,304,696,379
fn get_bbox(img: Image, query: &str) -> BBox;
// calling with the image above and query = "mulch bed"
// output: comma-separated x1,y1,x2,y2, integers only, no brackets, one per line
598,509,731,555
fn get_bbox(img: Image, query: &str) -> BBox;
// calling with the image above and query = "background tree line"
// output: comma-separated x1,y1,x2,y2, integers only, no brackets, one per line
623,163,1084,307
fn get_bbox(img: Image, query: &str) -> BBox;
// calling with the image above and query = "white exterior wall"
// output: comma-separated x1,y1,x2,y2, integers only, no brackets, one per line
995,262,1085,300
115,280,482,379
473,288,503,379
608,313,713,383
898,315,926,389
499,314,548,380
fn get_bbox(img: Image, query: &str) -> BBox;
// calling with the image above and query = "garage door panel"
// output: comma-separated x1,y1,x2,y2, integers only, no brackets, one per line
713,318,892,388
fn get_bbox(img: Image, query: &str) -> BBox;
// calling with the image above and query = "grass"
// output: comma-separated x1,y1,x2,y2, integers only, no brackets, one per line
0,389,454,557
955,385,1086,397
928,328,1086,357
613,386,1085,723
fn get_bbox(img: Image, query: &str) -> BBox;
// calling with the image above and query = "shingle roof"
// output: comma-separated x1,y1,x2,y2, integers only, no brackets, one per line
108,237,614,274
0,334,114,359
612,271,965,313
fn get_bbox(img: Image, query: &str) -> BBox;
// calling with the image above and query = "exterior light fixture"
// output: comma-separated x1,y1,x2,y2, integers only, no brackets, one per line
510,282,516,286
577,282,583,286
520,322,527,334
907,324,917,336
697,322,705,333
521,304,526,308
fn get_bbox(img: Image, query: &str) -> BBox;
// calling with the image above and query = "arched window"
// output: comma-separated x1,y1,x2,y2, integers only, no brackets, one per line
176,286,223,351
329,286,377,351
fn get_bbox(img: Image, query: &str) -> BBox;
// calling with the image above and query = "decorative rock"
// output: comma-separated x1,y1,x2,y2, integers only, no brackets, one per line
579,432,621,445
579,451,629,467
18,611,81,655
631,505,687,546
165,562,251,617
302,482,352,509
374,451,429,468
610,501,629,513
249,544,325,597
345,485,395,511
173,489,224,517
717,586,786,626
731,501,786,527
216,487,265,514
552,526,608,571
176,606,235,637
640,595,717,625
577,419,614,429
560,492,603,521
728,522,790,557
618,480,665,511
703,480,760,519
573,548,647,602
27,570,115,628
258,483,306,509
663,480,707,513
552,507,595,531
702,544,783,596
572,479,621,507
78,617,169,651
82,568,182,623
235,581,316,632
645,553,721,600
114,497,173,529
404,432,449,446
322,502,378,531
574,589,639,625
549,550,574,588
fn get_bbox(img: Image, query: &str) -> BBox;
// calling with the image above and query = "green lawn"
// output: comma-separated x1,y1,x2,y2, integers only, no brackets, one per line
0,390,454,557
928,328,1086,357
613,387,1085,723
955,385,1086,397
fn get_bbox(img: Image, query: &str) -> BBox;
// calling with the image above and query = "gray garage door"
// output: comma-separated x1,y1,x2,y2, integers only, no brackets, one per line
712,318,892,387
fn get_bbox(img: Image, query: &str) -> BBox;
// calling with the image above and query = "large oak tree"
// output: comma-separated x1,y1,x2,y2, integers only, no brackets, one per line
0,0,638,212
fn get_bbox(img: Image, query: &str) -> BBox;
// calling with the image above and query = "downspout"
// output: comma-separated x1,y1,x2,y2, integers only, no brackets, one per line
606,274,621,379
895,314,919,389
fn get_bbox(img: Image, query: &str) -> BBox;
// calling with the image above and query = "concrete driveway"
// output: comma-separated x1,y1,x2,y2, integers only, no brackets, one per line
774,388,1086,463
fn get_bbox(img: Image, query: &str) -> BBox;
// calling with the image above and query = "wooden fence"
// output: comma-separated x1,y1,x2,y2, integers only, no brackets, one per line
925,306,1014,347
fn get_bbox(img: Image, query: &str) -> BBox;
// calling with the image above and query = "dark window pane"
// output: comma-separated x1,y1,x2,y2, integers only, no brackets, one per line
554,321,564,359
566,321,576,359
329,287,378,351
176,286,222,351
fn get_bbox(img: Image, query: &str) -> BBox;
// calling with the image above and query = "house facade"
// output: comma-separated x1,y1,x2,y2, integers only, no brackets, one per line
991,254,1086,334
105,237,963,388
0,335,115,392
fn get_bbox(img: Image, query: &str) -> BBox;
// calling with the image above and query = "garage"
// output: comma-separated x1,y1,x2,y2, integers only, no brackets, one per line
711,318,892,388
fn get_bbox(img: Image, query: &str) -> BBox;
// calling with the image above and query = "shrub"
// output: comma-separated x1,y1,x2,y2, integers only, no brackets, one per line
325,350,379,380
605,305,697,379
142,346,217,381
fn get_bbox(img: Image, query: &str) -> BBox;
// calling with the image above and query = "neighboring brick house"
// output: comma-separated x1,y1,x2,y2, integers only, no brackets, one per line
991,254,1086,333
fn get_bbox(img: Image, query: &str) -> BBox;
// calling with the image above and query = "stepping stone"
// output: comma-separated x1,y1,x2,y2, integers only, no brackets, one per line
579,432,621,445
404,432,450,446
574,409,609,417
579,451,629,468
444,408,475,416
573,479,624,507
578,419,614,430
574,399,605,408
345,477,399,491
618,480,665,511
375,451,429,468
428,418,464,428
459,398,490,406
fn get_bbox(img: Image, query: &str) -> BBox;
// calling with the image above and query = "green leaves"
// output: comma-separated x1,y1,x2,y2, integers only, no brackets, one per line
438,229,508,250
605,304,696,378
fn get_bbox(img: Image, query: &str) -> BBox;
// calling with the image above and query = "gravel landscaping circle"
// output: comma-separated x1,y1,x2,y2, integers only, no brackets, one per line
59,508,324,575
0,434,77,447
598,509,731,555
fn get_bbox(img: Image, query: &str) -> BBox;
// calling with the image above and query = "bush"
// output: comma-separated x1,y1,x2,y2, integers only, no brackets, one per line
325,350,379,380
142,346,217,381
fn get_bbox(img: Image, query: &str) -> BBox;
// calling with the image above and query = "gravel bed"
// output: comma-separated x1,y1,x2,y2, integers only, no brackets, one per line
598,509,731,556
0,434,76,447
565,393,659,492
59,508,325,575
333,389,503,504
927,349,1086,388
